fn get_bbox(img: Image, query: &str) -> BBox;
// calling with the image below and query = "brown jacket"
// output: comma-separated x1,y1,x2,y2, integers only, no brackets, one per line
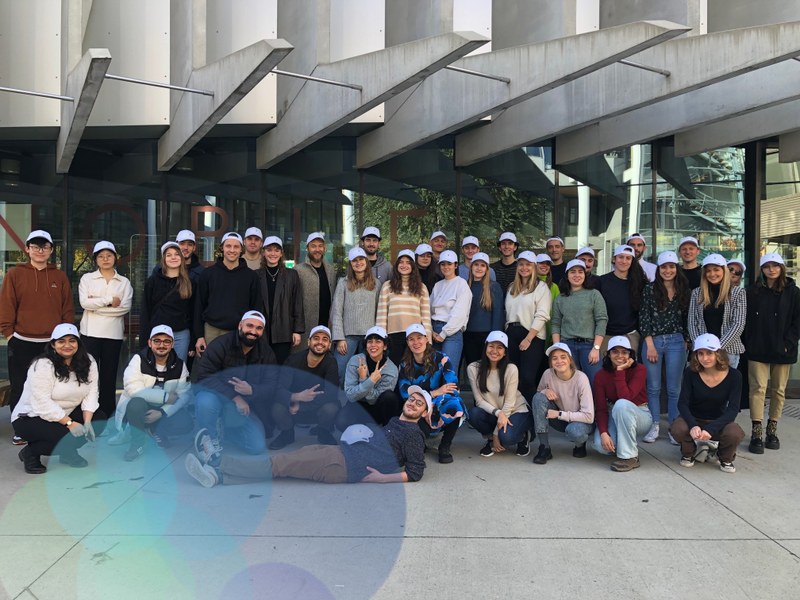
0,262,75,339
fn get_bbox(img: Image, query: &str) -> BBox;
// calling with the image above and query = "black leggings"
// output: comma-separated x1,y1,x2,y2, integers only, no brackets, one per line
83,336,123,418
505,324,545,401
6,338,48,411
387,332,407,367
335,391,402,430
13,407,107,458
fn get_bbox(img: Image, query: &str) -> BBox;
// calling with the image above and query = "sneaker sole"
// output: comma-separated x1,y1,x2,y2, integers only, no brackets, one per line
11,438,27,446
193,428,210,456
516,448,531,457
610,460,640,472
185,454,217,488
480,451,495,458
680,460,695,468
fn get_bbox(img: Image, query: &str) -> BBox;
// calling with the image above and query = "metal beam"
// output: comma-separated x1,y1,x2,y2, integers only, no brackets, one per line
56,48,112,174
158,39,293,171
356,20,689,169
554,60,800,164
778,129,800,163
456,21,800,167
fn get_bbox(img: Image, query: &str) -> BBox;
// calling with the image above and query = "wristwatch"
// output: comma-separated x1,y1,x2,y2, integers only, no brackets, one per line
593,344,600,350
65,419,73,428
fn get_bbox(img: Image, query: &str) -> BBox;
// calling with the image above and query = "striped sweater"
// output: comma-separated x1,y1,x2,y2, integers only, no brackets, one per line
376,281,432,340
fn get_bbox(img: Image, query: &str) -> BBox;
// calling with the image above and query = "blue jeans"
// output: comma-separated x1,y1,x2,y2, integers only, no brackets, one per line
172,328,191,363
563,339,602,387
531,392,594,445
728,353,740,369
468,406,532,446
432,321,464,377
593,400,652,459
334,335,362,384
194,390,266,454
644,333,686,424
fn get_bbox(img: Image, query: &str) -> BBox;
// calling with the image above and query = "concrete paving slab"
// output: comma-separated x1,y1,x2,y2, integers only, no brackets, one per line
0,536,77,599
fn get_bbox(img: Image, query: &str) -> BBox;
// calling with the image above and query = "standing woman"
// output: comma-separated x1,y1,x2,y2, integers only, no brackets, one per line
140,242,194,362
640,251,691,444
398,324,467,464
415,243,442,294
257,236,304,365
688,253,746,368
467,331,532,458
595,244,647,352
79,241,133,419
464,252,505,367
744,253,800,454
504,250,552,400
429,250,472,375
551,259,608,386
12,324,103,474
376,249,432,367
331,247,381,382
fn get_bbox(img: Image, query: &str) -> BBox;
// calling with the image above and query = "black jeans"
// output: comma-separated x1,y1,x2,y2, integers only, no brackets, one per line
83,336,123,418
13,407,107,457
271,400,340,433
463,331,489,369
505,325,545,401
335,391,401,430
6,338,48,411
387,332,407,368
125,397,193,444
418,418,459,449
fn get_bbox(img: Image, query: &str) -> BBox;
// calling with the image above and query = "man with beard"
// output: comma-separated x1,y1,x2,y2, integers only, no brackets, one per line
269,326,341,449
185,387,430,486
626,233,656,282
243,226,264,270
193,311,277,456
295,232,336,352
360,226,392,286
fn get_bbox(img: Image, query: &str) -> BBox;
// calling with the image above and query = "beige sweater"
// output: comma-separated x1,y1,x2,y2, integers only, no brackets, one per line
468,362,528,433
375,281,432,339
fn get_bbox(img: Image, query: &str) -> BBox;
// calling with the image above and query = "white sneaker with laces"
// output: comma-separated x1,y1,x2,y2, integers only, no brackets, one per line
643,423,659,443
668,432,680,446
194,428,222,465
185,453,219,487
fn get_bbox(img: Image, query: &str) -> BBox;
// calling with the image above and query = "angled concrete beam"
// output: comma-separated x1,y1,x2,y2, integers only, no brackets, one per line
555,60,800,164
356,20,689,169
778,129,800,163
456,21,800,166
158,39,293,171
674,101,800,156
56,48,112,174
256,31,487,170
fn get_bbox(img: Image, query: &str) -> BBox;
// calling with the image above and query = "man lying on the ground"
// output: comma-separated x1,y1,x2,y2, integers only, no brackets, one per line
185,386,431,487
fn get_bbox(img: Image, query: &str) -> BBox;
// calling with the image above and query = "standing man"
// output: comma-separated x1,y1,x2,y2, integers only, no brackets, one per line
0,230,74,445
193,311,277,456
492,232,518,293
429,230,449,263
295,232,336,352
626,233,656,282
194,232,261,354
360,226,392,286
270,326,341,449
575,247,601,288
678,236,702,289
546,236,568,284
243,227,264,270
458,236,496,281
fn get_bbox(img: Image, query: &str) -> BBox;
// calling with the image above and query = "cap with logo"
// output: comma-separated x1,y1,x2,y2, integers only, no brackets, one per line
51,323,80,340
405,323,427,338
406,385,433,413
309,325,332,339
613,244,635,257
727,259,746,273
161,241,181,254
92,241,116,256
607,335,632,351
262,235,283,248
657,251,679,266
461,235,480,248
546,342,572,356
361,226,381,239
471,252,490,265
678,236,699,249
244,227,263,239
498,232,518,245
760,252,785,267
415,243,433,256
517,250,537,263
693,333,721,352
397,249,416,262
627,233,647,244
565,259,587,272
576,246,595,258
348,247,367,261
430,230,448,241
150,325,175,339
485,330,508,348
535,253,552,264
701,253,727,268
545,236,564,246
439,250,458,264
241,310,266,325
176,230,196,243
26,230,53,244
306,232,325,246
365,325,388,340
340,424,375,446
221,232,243,245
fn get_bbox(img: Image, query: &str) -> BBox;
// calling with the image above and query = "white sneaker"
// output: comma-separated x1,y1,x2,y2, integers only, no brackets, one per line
643,423,660,443
108,426,131,446
668,432,680,446
185,453,219,488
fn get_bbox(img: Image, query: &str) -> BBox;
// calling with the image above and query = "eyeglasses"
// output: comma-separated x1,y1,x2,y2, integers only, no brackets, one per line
150,339,174,346
727,268,743,277
29,245,53,253
408,394,427,408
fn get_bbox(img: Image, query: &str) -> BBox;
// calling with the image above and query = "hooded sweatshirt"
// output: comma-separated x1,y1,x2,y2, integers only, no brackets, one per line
194,258,261,336
0,262,74,340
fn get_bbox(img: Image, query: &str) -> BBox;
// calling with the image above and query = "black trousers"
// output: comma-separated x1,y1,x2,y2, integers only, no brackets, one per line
505,325,545,401
83,336,123,419
125,397,193,444
6,338,48,412
270,341,293,366
387,332,407,368
335,391,401,431
272,400,340,433
13,407,107,458
418,418,459,448
463,331,489,369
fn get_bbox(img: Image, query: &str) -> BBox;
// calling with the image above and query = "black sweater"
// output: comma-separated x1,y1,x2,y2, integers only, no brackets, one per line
140,273,194,347
677,368,741,435
745,278,800,364
596,272,638,335
194,259,262,337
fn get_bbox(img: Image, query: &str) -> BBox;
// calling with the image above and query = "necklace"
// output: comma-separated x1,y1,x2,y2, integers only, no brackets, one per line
266,266,280,282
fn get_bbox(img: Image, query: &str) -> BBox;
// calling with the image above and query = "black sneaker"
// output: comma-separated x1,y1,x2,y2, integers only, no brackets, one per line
438,444,454,464
268,428,295,450
124,443,144,462
749,437,765,454
765,434,780,450
515,432,530,457
533,444,552,465
572,442,587,458
479,439,494,457
59,451,88,468
18,447,46,474
317,429,337,445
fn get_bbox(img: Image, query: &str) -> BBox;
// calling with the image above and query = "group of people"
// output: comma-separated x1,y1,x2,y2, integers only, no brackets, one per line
1,225,797,486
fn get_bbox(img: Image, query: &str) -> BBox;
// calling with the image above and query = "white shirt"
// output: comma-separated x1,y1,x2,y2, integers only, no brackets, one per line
639,259,657,282
78,270,133,339
429,276,472,339
12,357,99,422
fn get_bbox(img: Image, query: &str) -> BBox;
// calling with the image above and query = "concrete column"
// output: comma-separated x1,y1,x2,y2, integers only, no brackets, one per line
492,0,577,48
708,1,800,32
577,185,591,248
600,0,706,34
384,1,454,46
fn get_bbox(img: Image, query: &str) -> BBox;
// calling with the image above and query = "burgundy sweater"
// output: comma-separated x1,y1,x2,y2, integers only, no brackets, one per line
592,364,647,434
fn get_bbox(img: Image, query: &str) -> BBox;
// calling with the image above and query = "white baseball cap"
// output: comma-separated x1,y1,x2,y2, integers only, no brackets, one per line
471,252,490,265
397,249,416,262
430,230,448,241
760,252,785,267
26,230,53,244
702,253,727,268
607,335,632,351
576,246,595,258
535,253,552,264
439,250,458,264
461,235,480,248
51,323,79,340
566,259,587,272
678,236,699,249
241,310,266,325
517,250,537,263
149,325,174,339
627,233,647,245
262,236,283,248
306,232,325,246
221,232,243,245
546,342,572,357
545,236,564,246
348,247,367,261
693,333,721,352
340,424,375,445
485,330,508,348
498,232,518,244
415,243,433,256
244,227,263,239
613,244,636,257
405,323,427,338
92,241,116,255
364,326,388,340
309,325,332,339
727,259,746,273
657,251,679,266
361,226,381,239
161,241,180,254
176,230,196,243
406,385,433,413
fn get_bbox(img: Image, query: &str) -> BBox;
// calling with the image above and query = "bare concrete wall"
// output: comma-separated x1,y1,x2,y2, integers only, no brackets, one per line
708,0,800,32
599,0,705,34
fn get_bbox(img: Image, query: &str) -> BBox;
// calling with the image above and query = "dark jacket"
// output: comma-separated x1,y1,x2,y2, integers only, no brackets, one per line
276,350,339,408
137,347,185,383
256,266,305,344
744,277,800,364
194,330,277,401
140,272,194,347
194,258,261,337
